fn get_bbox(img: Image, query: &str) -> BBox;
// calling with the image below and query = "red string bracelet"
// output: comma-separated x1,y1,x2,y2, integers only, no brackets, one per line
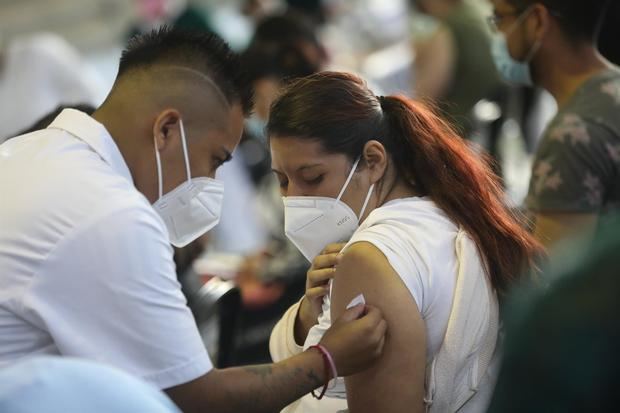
310,344,339,400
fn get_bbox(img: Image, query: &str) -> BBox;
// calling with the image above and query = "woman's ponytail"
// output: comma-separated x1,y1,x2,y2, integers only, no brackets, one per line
379,95,543,295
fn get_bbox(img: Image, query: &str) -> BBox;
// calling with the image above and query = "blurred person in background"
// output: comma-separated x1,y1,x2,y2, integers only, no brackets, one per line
241,0,282,22
488,0,620,252
487,213,620,412
0,27,388,413
269,72,543,413
243,12,327,146
285,0,328,26
238,12,327,188
409,0,504,138
598,10,620,66
0,32,104,143
128,0,212,37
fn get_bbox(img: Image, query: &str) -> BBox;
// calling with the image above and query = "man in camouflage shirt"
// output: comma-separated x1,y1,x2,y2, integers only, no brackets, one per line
490,0,619,250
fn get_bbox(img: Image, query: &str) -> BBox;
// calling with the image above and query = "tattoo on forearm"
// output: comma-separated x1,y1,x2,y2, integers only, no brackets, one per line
306,368,322,386
242,365,273,380
223,362,324,412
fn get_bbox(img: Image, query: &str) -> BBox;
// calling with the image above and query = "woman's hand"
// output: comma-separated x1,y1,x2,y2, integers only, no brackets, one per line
294,243,345,344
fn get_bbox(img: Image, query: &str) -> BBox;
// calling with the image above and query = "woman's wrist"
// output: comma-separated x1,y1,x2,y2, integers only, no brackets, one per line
294,297,316,345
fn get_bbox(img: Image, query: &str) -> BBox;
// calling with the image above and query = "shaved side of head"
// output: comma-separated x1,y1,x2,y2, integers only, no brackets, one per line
104,65,231,134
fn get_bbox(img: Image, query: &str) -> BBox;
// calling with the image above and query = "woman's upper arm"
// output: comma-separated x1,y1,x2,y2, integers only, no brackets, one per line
331,242,426,413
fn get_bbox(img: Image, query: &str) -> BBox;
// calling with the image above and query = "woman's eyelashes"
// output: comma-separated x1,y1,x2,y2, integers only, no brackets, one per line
304,174,324,186
278,178,289,189
274,173,324,193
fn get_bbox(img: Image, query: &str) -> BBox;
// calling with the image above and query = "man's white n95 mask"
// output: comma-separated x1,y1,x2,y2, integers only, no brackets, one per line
152,119,224,248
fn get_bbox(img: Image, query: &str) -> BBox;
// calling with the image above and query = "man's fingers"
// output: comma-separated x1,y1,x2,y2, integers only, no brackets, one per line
358,305,384,329
374,330,387,357
373,319,388,343
338,303,366,322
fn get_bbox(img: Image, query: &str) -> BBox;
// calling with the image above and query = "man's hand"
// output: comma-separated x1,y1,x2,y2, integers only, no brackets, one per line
319,304,387,376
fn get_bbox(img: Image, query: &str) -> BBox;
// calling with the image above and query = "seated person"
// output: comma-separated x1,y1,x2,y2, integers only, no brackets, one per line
269,72,543,412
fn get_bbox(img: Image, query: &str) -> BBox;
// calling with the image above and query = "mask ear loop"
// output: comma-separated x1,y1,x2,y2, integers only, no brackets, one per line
506,5,543,62
358,183,375,220
154,136,163,200
336,157,361,201
506,5,535,37
524,37,542,62
179,119,192,182
335,156,375,220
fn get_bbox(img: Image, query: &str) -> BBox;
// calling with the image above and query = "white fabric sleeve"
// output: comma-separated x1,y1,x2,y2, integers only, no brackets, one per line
269,299,304,362
23,205,213,389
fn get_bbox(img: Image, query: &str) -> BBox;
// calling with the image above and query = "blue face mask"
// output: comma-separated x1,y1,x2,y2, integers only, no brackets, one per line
245,115,268,142
490,7,542,86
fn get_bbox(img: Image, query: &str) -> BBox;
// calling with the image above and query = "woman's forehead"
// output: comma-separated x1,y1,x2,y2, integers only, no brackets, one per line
270,136,343,170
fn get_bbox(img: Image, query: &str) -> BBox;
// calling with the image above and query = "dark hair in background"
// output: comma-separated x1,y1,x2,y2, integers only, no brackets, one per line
286,0,327,25
119,26,253,115
242,13,326,84
267,72,544,295
507,0,612,43
599,1,620,65
252,12,321,46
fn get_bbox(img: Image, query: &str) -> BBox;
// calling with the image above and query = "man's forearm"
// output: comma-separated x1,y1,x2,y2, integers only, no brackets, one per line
203,349,324,413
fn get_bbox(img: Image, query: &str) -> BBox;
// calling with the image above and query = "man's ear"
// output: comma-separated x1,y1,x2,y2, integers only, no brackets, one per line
527,3,551,42
153,109,182,151
362,140,388,184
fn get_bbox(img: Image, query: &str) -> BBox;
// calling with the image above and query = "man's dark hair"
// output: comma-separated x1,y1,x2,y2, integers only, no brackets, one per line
118,26,253,115
508,0,612,42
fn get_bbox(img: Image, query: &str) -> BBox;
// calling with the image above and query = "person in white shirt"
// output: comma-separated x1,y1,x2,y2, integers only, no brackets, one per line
0,32,105,143
268,71,544,412
0,28,388,413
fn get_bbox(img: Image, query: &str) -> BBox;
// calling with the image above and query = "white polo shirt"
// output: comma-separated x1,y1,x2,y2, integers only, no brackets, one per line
0,109,213,389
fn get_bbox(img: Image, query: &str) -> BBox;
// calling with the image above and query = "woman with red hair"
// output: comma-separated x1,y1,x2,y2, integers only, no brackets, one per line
268,72,543,413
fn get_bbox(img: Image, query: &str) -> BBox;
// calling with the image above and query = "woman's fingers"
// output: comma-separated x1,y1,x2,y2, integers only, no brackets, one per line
306,286,329,300
308,267,336,287
322,243,347,255
311,252,340,271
